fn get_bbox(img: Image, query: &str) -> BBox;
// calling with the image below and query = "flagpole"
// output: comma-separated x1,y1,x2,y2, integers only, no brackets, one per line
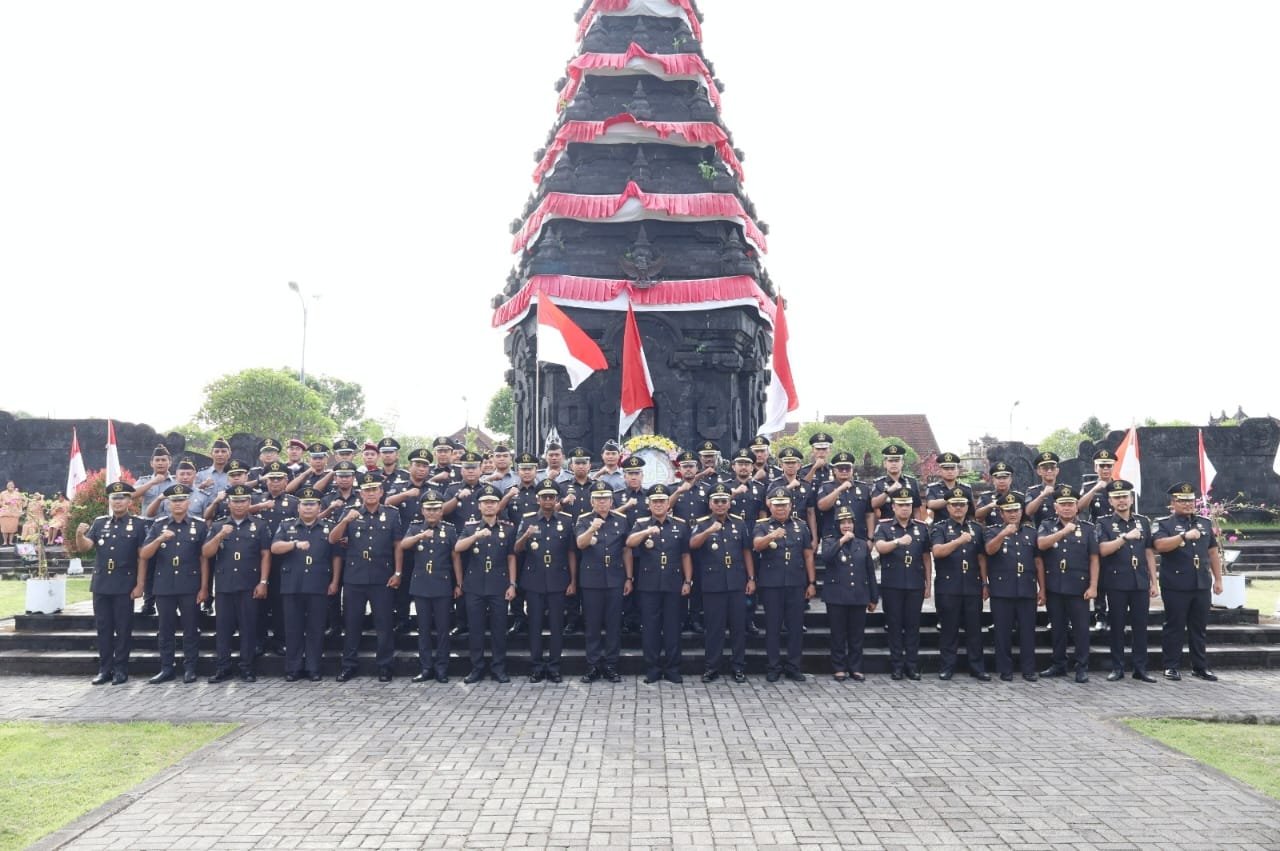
534,359,541,455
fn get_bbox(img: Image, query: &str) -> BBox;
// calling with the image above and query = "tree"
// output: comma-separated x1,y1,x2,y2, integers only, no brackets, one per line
1038,428,1086,459
168,421,217,454
485,386,514,437
300,372,365,432
771,419,918,467
1079,416,1110,441
198,368,338,440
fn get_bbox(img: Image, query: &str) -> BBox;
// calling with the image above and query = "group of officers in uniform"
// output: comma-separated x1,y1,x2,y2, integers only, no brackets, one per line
77,434,1226,688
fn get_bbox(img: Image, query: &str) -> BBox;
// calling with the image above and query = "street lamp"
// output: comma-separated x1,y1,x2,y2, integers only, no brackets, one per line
287,281,308,388
1009,400,1020,443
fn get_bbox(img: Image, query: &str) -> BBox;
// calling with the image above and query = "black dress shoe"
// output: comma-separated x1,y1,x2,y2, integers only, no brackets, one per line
309,673,323,682
971,671,992,682
528,671,545,684
604,669,622,683
91,671,111,686
890,670,904,681
149,670,175,685
1163,668,1182,681
999,673,1014,682
412,672,432,683
1022,672,1039,682
664,672,683,684
208,669,234,684
182,670,198,684
494,673,511,684
1191,668,1219,682
1133,671,1156,683
336,668,358,682
906,669,921,681
784,670,806,682
111,672,129,685
938,670,954,681
463,670,485,685
548,673,563,684
701,670,720,683
732,670,747,683
240,670,256,683
580,667,601,683
378,669,393,683
435,673,449,684
765,671,781,683
285,673,300,683
1040,666,1067,678
1075,670,1089,683
643,673,662,684
1105,670,1124,681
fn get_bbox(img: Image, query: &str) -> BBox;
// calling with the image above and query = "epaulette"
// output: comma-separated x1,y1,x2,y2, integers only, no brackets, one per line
634,517,651,525
522,511,538,517
694,515,711,523
1155,514,1171,522
557,511,574,519
610,509,627,518
729,513,744,521
671,515,687,524
440,520,456,528
875,518,894,525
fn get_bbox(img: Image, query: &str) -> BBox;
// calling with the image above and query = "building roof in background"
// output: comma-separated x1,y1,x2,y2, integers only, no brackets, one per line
783,414,941,457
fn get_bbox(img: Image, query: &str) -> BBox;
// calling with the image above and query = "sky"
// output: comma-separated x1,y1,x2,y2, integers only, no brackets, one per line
3,1,1277,451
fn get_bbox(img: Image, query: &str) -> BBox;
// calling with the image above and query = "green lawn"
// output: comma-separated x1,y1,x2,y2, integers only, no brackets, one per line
0,721,236,850
0,577,92,619
1125,719,1280,801
1246,578,1280,617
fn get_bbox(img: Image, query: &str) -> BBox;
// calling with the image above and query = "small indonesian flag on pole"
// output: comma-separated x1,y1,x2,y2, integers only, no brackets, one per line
760,294,799,434
1115,426,1141,497
66,427,87,499
537,296,608,390
618,302,654,438
105,419,121,485
1198,428,1218,496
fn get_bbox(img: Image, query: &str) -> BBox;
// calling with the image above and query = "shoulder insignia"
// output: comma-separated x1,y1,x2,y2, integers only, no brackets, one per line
671,515,687,524
695,515,711,523
729,513,744,521
610,509,627,517
522,511,537,517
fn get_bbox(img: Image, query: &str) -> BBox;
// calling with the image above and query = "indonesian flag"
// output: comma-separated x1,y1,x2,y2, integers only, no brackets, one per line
1114,426,1141,496
1198,428,1218,496
618,303,654,438
760,295,798,434
537,296,607,390
66,428,87,499
105,419,121,485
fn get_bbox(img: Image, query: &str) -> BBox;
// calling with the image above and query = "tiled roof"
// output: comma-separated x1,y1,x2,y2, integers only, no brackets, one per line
783,414,940,457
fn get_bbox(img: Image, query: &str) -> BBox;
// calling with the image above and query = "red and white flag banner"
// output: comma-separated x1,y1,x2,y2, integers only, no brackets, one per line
105,419,121,485
537,297,609,390
67,427,87,499
618,303,655,438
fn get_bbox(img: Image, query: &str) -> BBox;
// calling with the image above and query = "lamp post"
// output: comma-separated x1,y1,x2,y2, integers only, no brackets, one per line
287,281,308,389
1008,400,1020,443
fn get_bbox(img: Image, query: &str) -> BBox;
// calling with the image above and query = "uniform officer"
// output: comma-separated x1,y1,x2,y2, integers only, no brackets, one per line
134,444,174,616
1036,485,1099,682
1078,448,1119,630
501,453,542,525
77,482,149,685
196,437,233,498
749,434,781,483
1094,480,1158,681
377,437,411,489
514,479,577,683
401,489,458,683
332,438,359,467
444,452,486,637
930,487,989,681
202,484,272,682
271,487,339,682
140,484,208,684
690,483,754,682
874,490,933,680
455,485,518,683
975,461,1016,527
485,445,518,492
799,432,835,487
871,444,923,521
753,488,816,682
729,447,768,637
254,460,299,656
287,443,334,494
593,440,626,491
981,492,1043,681
427,436,461,486
575,480,632,682
1024,451,1062,526
385,447,435,634
925,453,973,522
284,438,308,477
819,506,878,682
1154,483,1224,681
815,452,875,540
329,472,403,682
249,437,282,487
628,484,692,684
559,447,597,516
768,447,818,542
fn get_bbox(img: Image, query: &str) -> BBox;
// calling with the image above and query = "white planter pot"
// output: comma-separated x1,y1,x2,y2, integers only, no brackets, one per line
25,577,66,614
1211,574,1246,609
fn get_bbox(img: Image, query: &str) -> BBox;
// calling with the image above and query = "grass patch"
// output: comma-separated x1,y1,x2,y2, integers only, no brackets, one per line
0,720,236,850
0,577,92,619
1124,718,1280,801
1246,578,1280,616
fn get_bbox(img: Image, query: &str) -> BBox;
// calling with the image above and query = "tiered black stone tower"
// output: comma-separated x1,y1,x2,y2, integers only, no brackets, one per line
493,0,778,454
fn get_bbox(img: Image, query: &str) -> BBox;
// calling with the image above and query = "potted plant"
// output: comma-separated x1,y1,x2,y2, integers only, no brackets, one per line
24,532,66,614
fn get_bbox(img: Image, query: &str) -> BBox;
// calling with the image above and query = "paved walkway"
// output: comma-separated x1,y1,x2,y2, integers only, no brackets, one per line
5,672,1279,850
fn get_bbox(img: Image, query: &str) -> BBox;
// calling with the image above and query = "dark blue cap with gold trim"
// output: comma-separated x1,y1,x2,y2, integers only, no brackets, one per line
882,444,906,458
589,480,614,496
1168,482,1197,499
257,438,281,453
647,483,672,499
378,437,400,452
809,432,833,447
698,440,720,455
476,484,501,501
333,461,357,474
421,489,445,507
407,448,431,463
832,451,855,466
358,472,384,489
263,461,289,478
708,483,732,500
516,453,539,467
1036,451,1060,466
778,447,803,461
1106,479,1134,496
298,487,323,503
996,492,1024,510
227,460,249,474
460,451,482,465
732,448,754,462
106,481,134,497
622,456,645,471
177,458,196,471
1093,448,1116,463
163,484,192,499
308,442,329,457
990,461,1013,477
333,439,357,453
938,452,961,465
536,479,560,496
227,484,254,500
569,447,592,462
947,487,970,504
1054,484,1080,502
767,487,793,504
676,451,697,464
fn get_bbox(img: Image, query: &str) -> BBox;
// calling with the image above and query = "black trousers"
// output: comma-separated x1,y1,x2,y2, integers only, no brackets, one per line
683,577,704,626
326,592,342,633
990,596,1037,676
93,592,134,675
1162,587,1211,672
342,584,394,670
761,585,805,674
283,593,328,676
702,589,747,673
582,587,623,671
215,590,258,672
639,590,682,677
827,603,868,674
525,589,566,674
414,595,453,676
465,592,509,676
936,592,985,674
1106,588,1150,673
257,559,284,645
156,593,199,671
1047,592,1090,672
881,586,924,673
394,577,414,627
622,589,641,629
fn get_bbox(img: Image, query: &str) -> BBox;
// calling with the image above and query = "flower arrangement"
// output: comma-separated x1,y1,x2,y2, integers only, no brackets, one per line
65,468,136,559
622,434,680,461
